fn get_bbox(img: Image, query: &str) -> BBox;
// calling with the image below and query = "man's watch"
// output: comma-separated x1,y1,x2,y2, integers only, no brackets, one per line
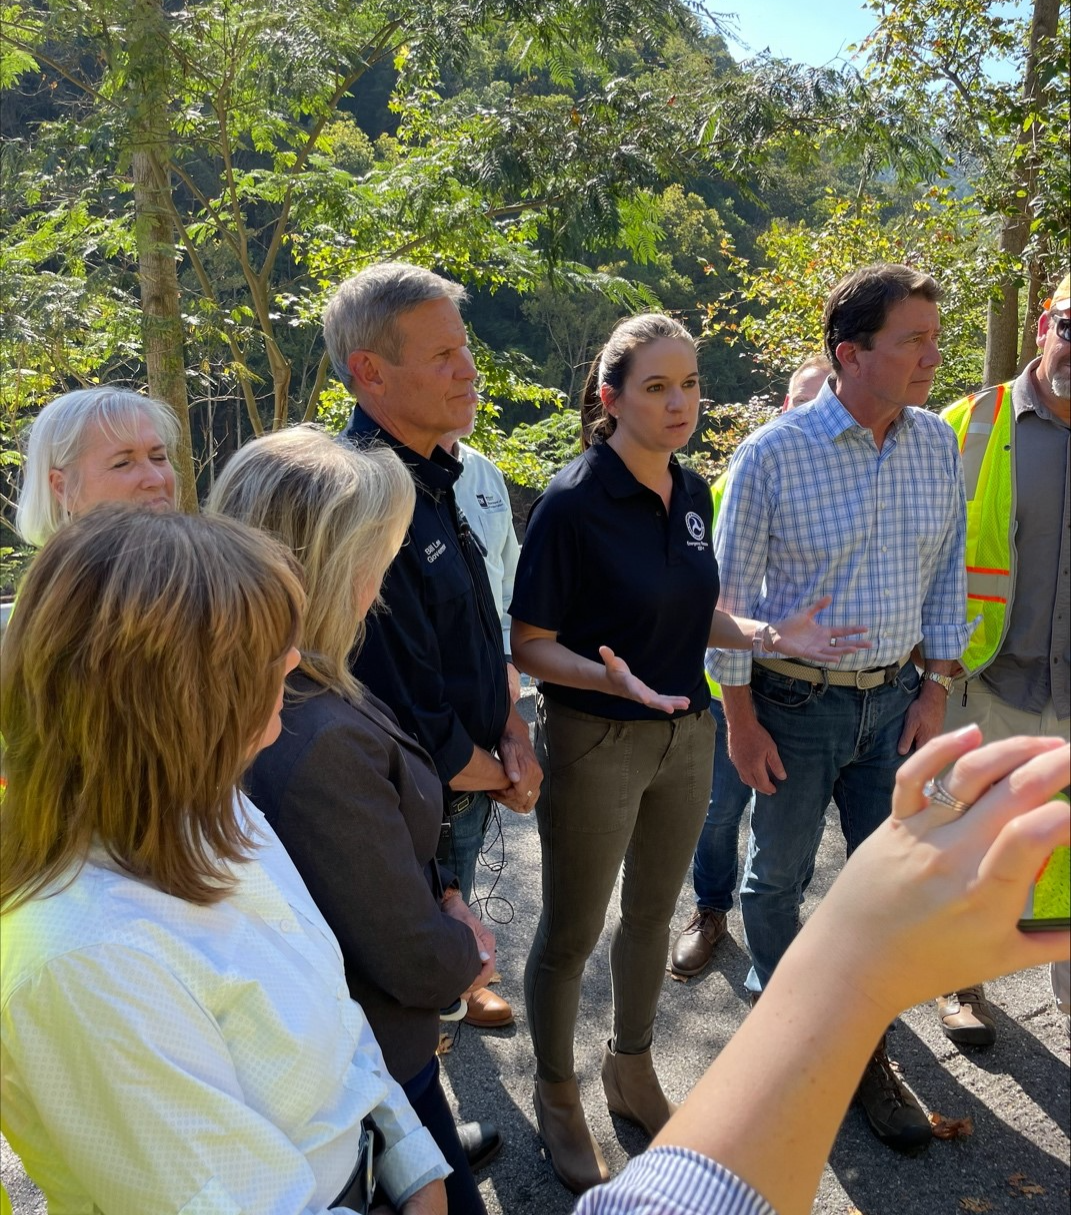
923,671,955,695
752,622,777,654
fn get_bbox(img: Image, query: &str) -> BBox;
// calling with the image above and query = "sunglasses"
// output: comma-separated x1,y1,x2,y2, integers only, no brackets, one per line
1054,315,1071,342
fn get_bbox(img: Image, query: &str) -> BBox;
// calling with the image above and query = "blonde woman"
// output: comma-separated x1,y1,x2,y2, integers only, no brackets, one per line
0,507,448,1215
209,427,496,1215
15,387,178,545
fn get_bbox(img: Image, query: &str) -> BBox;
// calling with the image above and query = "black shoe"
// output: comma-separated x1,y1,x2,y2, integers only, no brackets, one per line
854,1048,932,1154
456,1120,503,1172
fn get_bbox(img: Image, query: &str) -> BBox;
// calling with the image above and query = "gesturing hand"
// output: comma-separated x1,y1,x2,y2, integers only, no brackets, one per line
599,645,690,715
771,595,870,664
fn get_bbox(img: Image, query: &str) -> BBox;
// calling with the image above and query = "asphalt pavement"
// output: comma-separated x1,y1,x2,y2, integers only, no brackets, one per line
4,690,1069,1213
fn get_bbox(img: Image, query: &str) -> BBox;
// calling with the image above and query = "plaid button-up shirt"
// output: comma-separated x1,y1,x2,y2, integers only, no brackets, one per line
708,381,969,687
576,1147,774,1215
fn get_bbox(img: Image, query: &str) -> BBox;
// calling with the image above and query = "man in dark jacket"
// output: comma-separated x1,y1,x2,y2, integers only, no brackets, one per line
325,262,542,1030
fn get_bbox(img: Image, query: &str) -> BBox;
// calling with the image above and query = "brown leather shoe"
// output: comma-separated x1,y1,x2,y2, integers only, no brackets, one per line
936,985,996,1047
601,1041,677,1136
533,1076,609,1194
670,908,728,977
463,986,514,1028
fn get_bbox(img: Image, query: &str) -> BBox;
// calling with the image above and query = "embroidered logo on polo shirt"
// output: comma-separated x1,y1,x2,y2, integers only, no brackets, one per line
685,512,706,542
475,492,505,511
424,539,447,564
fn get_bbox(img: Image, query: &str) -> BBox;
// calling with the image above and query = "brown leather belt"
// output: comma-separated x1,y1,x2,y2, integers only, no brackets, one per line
755,655,912,690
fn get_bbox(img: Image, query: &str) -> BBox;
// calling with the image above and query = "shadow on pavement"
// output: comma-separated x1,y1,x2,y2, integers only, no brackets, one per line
830,1019,1070,1215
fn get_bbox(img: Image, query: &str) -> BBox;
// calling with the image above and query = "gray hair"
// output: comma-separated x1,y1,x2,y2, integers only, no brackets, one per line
323,262,468,387
15,387,180,547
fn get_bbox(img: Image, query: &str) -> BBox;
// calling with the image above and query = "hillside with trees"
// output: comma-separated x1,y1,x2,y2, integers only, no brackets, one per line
1,0,1067,578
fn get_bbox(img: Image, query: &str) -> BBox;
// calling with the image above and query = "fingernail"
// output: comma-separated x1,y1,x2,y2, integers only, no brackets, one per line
952,724,979,738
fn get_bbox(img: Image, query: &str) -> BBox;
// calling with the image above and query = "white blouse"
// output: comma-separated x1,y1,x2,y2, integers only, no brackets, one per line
0,795,448,1214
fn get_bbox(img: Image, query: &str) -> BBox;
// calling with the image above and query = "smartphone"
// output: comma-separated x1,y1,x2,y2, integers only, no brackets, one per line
1018,791,1070,932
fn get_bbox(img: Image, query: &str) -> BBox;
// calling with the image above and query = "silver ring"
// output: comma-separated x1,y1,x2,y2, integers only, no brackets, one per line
922,776,971,814
830,637,837,647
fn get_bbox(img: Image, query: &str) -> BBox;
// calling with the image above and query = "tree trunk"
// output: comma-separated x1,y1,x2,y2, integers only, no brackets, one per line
129,0,196,510
982,0,1059,386
1018,260,1044,372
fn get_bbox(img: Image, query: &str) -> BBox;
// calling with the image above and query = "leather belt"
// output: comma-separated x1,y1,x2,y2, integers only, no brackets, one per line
755,655,911,690
445,792,475,817
331,1118,381,1213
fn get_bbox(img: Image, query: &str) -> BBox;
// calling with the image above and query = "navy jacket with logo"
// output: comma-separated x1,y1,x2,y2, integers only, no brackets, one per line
343,406,510,785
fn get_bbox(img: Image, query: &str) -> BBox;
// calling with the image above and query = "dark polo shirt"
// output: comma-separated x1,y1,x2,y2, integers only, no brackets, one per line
510,442,720,721
343,406,510,784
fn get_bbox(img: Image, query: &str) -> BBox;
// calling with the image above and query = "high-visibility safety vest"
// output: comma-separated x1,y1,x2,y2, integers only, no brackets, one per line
704,470,731,700
941,381,1016,676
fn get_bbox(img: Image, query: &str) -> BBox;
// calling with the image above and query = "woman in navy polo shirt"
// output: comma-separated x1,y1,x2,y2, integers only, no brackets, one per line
510,313,867,1195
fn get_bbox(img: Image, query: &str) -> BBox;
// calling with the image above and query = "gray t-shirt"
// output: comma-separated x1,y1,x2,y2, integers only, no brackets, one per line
980,362,1070,717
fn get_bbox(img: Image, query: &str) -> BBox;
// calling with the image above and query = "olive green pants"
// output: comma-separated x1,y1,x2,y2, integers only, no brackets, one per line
524,697,716,1083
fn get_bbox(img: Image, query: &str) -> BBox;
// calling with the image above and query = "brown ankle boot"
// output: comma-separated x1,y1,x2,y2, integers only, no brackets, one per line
601,1041,678,1136
533,1075,610,1194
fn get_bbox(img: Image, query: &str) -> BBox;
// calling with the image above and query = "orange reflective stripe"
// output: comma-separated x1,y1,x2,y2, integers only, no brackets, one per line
967,564,1010,576
969,593,1008,604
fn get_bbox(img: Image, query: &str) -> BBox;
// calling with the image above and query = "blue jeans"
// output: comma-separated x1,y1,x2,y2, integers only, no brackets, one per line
437,791,492,905
692,701,823,912
691,700,753,912
741,661,922,994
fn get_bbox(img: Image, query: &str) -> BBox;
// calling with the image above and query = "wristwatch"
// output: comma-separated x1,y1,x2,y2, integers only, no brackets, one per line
752,622,777,654
923,671,955,695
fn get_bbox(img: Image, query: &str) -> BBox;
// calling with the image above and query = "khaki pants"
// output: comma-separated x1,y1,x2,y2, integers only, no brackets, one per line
943,676,1070,1013
943,675,1070,743
524,698,716,1083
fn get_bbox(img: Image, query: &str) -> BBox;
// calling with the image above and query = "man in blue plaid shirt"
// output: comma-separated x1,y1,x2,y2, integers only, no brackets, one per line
709,264,970,1154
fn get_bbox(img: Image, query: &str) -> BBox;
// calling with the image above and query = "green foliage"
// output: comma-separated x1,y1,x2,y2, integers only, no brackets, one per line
859,0,1069,275
707,190,992,407
1,0,716,447
6,0,1051,515
0,5,36,86
491,407,581,489
696,397,780,480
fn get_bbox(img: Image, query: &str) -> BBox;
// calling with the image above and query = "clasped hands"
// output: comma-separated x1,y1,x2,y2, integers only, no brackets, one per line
490,714,542,814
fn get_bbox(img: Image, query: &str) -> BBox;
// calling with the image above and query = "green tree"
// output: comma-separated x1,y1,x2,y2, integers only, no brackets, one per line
1,0,712,493
860,0,1069,382
707,190,991,406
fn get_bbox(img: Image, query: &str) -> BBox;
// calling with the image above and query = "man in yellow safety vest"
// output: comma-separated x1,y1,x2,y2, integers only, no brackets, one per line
936,272,1071,1045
